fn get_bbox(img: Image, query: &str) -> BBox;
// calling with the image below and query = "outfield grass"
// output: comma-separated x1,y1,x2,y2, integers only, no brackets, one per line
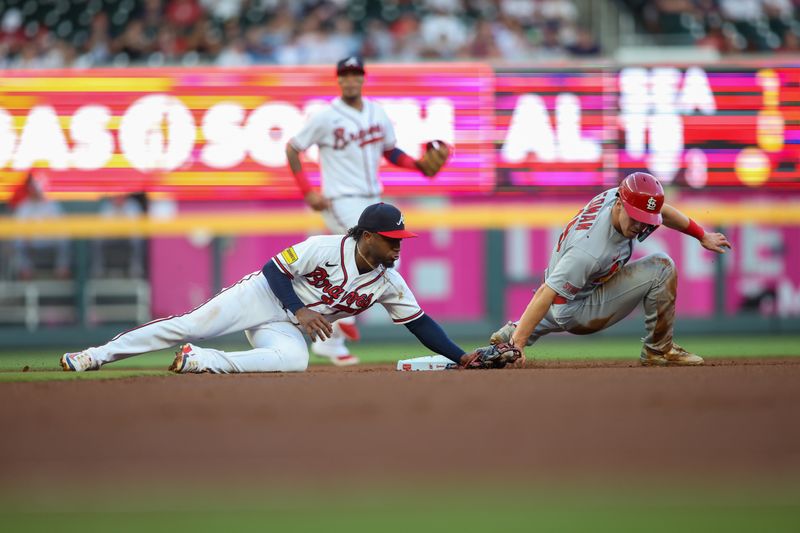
2,485,799,533
1,334,798,382
4,504,799,533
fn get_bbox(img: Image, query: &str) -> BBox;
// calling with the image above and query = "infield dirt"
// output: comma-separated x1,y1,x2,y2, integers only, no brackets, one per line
2,358,799,493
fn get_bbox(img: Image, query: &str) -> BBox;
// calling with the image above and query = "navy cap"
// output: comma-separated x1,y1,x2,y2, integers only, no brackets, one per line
336,56,365,76
358,203,417,239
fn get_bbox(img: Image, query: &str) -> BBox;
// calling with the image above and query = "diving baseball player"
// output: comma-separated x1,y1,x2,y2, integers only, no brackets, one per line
286,56,449,366
60,203,518,373
490,172,732,366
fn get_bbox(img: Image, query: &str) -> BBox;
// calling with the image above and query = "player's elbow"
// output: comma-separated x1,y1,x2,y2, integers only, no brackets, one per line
533,284,560,310
538,283,558,300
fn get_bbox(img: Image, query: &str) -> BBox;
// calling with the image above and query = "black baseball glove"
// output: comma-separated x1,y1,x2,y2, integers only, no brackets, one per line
461,342,522,369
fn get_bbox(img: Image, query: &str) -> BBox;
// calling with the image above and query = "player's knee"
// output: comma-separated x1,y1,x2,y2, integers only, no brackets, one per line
276,339,309,371
649,252,675,275
281,348,309,372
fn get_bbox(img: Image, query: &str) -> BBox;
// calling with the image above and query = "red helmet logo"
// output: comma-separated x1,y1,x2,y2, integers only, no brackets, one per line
619,172,664,225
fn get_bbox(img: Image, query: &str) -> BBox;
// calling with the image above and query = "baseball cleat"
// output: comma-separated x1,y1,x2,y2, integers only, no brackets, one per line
640,343,704,366
60,351,100,372
169,343,205,373
489,321,515,345
331,354,360,367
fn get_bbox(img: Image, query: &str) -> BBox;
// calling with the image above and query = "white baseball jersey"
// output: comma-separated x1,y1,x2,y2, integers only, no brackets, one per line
289,97,398,198
271,234,423,325
545,187,634,301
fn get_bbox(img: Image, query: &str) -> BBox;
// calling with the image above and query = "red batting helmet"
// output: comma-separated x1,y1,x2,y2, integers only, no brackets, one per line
618,172,664,225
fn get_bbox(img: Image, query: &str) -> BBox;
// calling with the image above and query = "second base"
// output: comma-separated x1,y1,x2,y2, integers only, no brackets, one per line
396,355,458,371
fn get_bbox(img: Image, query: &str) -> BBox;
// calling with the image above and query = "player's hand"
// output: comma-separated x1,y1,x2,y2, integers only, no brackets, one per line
295,308,333,341
701,232,732,254
509,337,528,367
304,191,331,211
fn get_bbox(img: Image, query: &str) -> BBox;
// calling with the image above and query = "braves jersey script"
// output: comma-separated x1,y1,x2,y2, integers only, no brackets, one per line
271,234,423,324
545,187,634,301
289,97,397,198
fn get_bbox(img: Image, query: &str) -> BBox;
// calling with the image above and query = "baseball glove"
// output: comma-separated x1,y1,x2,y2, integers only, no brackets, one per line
416,140,450,177
461,342,522,369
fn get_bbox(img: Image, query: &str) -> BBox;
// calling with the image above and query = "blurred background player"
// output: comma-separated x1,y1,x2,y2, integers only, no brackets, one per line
9,172,70,280
490,172,732,366
91,193,147,279
285,56,447,366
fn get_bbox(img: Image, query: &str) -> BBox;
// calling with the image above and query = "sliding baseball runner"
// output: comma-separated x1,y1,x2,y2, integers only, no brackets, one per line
490,172,732,366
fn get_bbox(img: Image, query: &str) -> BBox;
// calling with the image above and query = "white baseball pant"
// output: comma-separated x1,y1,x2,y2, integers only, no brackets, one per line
85,272,309,372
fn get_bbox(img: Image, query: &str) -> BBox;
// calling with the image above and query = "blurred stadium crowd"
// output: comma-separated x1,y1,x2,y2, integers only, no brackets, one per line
624,0,800,52
0,0,599,69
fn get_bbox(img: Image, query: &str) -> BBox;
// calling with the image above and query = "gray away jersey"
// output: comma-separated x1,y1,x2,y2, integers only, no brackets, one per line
544,187,635,301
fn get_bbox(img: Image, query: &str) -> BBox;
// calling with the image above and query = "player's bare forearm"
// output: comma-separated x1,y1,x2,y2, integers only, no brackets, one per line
511,284,558,350
303,191,331,211
286,144,330,210
662,204,732,253
285,144,304,174
661,204,689,231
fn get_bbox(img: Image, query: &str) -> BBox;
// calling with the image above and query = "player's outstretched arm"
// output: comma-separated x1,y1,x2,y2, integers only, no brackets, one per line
403,314,520,369
511,284,558,362
404,314,466,364
286,143,331,211
661,204,732,254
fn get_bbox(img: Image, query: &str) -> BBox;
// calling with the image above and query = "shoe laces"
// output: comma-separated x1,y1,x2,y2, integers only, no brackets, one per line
668,343,695,357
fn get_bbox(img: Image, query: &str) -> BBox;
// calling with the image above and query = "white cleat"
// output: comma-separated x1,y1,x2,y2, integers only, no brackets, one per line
169,343,206,373
640,343,704,366
60,351,100,372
